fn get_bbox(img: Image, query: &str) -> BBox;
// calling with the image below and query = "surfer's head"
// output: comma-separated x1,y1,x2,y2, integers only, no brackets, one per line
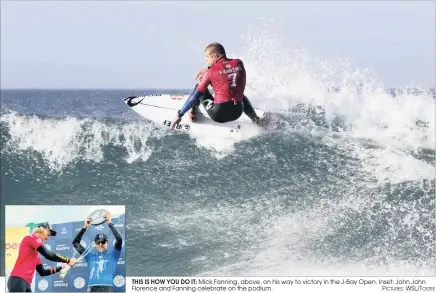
34,222,57,242
205,43,226,66
94,233,109,252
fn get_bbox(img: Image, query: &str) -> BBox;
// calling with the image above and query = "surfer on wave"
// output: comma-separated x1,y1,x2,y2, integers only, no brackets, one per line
170,42,265,131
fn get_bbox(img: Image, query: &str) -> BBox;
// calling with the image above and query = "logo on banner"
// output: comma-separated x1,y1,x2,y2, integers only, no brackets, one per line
170,95,183,100
95,225,104,231
5,242,19,250
5,227,29,269
117,260,125,265
75,262,88,268
113,275,125,287
56,244,70,251
74,277,86,289
53,281,68,288
38,279,49,291
61,227,67,235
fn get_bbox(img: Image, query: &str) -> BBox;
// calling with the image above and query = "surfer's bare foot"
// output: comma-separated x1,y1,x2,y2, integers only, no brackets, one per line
187,109,196,122
188,110,195,122
188,104,200,122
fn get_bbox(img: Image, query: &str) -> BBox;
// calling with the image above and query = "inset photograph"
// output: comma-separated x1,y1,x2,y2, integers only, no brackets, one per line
5,205,126,292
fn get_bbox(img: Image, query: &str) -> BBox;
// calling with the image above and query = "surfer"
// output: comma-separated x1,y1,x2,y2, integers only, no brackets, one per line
170,42,263,131
72,211,123,292
7,222,77,292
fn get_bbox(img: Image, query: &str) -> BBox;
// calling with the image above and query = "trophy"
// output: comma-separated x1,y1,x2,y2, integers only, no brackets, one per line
88,209,108,225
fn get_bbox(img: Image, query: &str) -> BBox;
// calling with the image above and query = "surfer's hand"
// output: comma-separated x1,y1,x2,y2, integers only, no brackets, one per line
105,211,112,224
195,68,208,81
68,258,77,267
61,263,70,269
84,217,92,229
170,116,182,131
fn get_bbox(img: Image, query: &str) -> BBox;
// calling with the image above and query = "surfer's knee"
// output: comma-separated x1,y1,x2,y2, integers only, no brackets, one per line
202,99,214,111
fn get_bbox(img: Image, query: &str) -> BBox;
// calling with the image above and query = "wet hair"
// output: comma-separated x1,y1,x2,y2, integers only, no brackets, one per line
205,43,226,58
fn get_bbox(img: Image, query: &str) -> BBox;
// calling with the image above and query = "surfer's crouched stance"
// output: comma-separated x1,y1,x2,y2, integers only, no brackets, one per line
170,42,262,131
72,211,123,292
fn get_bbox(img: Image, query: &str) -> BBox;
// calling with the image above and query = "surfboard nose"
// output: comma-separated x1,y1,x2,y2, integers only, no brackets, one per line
123,96,144,107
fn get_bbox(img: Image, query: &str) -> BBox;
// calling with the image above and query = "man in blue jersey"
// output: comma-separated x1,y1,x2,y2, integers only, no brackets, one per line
72,211,123,292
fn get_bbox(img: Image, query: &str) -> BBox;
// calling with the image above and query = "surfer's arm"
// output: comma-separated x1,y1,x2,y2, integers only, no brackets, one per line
177,70,211,117
35,264,63,276
177,90,203,117
37,246,71,263
108,222,123,251
72,227,87,255
195,66,210,81
196,69,212,93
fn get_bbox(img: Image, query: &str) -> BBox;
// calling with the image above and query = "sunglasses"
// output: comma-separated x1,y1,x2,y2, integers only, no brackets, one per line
96,240,107,245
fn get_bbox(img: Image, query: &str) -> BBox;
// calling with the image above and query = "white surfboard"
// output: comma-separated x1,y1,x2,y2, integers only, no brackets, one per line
123,94,273,139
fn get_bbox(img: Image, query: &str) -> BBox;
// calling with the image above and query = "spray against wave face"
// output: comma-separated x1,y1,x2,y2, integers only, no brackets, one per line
234,20,434,152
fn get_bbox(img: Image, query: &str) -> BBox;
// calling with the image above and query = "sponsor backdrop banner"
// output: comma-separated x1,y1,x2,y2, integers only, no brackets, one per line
5,227,30,271
5,214,126,293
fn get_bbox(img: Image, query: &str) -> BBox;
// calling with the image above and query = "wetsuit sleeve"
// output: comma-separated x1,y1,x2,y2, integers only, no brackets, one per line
108,223,123,251
177,70,211,116
112,246,122,262
37,245,70,263
72,228,87,255
178,90,203,116
35,264,63,276
196,70,212,93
